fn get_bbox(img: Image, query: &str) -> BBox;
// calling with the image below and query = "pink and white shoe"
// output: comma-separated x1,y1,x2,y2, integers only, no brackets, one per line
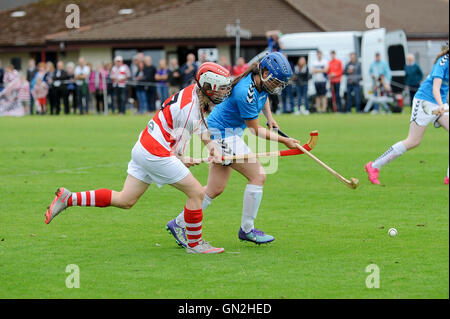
186,240,224,254
365,161,381,185
444,177,449,185
45,187,72,224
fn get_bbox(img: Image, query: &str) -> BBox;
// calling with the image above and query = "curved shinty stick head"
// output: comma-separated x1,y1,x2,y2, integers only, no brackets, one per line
350,177,360,189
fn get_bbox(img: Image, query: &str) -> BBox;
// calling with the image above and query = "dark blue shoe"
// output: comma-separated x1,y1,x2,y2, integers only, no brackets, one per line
238,228,274,245
166,219,188,248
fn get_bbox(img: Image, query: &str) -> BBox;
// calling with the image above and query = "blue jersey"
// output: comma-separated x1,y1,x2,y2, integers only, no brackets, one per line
415,54,449,105
207,73,268,139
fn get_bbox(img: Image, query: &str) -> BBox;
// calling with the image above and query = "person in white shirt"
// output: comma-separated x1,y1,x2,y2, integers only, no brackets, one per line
311,50,329,113
110,56,131,114
74,57,91,114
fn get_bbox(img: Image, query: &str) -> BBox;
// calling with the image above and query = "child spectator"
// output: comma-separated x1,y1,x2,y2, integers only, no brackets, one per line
32,77,49,114
18,76,31,114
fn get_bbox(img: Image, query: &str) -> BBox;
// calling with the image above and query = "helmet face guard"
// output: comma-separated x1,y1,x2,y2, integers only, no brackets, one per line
258,52,293,95
201,81,232,104
259,68,288,95
196,62,232,104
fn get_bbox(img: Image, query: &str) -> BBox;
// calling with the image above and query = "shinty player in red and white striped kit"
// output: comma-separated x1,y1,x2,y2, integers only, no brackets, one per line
45,62,232,254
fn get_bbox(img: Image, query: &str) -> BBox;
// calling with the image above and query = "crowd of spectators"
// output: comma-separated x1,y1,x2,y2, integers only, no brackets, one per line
0,39,424,117
264,30,424,115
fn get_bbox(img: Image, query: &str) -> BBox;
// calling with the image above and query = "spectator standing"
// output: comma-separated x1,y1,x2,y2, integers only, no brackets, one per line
110,56,131,115
311,50,329,113
135,60,148,114
155,58,169,104
130,55,140,113
26,59,37,115
369,52,391,113
104,62,114,113
266,30,284,114
3,64,20,86
143,55,157,112
327,50,343,112
219,55,232,74
0,61,4,92
266,30,284,52
294,56,310,115
232,57,248,77
46,61,58,115
89,63,107,114
30,62,48,114
18,75,30,114
281,53,295,113
197,52,208,68
167,57,182,96
65,62,77,114
180,53,197,88
52,61,69,115
74,57,91,114
344,52,362,113
404,53,423,106
32,77,49,114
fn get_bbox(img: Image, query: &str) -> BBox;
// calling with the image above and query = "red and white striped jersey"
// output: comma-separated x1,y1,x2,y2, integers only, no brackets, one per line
110,64,131,88
139,84,206,157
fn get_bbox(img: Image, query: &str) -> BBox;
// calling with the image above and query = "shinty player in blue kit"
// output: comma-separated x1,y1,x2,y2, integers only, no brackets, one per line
166,52,300,247
365,43,449,185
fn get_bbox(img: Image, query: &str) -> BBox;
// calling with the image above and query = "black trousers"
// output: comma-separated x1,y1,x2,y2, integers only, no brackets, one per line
48,88,59,115
65,89,77,114
269,94,279,113
54,86,67,115
146,85,157,112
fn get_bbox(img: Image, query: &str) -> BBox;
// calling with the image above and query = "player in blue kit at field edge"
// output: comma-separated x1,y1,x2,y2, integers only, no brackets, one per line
365,43,449,185
166,52,300,246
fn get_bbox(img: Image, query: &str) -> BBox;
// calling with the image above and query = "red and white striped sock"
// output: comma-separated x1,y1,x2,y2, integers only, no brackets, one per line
184,206,202,248
67,189,112,207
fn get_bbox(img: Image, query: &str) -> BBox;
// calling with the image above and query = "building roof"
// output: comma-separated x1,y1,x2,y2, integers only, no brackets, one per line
286,0,449,38
0,0,448,49
46,0,321,43
0,0,180,47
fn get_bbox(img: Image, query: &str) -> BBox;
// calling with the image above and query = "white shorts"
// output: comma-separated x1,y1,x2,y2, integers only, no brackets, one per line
127,142,190,187
213,135,250,166
410,98,442,127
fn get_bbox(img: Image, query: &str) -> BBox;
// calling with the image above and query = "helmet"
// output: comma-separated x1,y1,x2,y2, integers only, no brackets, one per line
259,52,293,94
196,62,232,104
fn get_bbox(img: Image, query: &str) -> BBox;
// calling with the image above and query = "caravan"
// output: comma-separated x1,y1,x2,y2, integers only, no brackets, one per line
250,28,408,104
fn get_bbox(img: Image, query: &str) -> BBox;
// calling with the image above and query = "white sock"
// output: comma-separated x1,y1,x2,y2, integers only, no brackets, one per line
202,193,213,211
447,164,449,178
175,193,213,228
372,142,407,169
175,210,186,228
241,184,263,233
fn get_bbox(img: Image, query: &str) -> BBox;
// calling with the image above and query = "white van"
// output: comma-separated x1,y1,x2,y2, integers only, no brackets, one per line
250,28,408,102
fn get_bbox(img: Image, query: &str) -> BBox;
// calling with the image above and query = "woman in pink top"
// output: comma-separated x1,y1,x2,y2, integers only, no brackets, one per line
89,64,107,113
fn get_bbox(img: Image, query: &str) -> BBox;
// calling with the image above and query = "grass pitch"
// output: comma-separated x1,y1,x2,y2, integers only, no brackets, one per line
0,110,448,299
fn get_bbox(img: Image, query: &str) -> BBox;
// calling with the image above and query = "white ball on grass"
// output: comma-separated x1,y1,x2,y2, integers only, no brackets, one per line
388,228,398,237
